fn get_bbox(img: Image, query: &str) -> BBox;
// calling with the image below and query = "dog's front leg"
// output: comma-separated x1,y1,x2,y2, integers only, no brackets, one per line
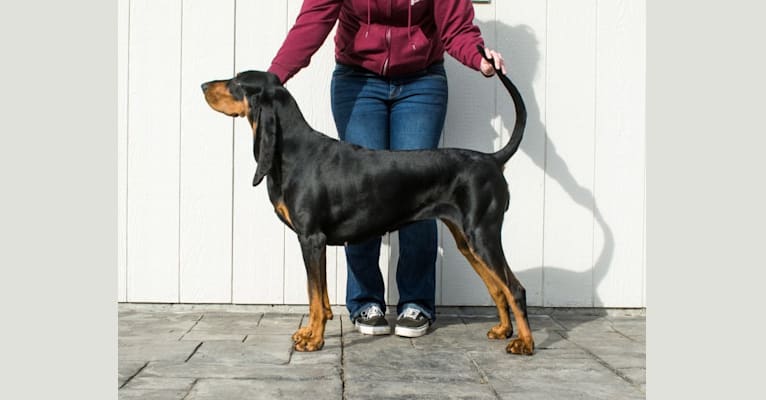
292,233,330,352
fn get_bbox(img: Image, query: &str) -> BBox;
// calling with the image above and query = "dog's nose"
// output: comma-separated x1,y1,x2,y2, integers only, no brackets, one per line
201,82,210,92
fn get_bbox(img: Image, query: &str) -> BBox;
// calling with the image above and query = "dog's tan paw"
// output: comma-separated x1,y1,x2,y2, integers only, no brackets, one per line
292,327,312,343
506,337,535,355
487,324,513,340
294,337,325,352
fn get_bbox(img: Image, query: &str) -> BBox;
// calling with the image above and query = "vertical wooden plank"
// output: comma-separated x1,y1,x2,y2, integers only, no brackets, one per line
117,0,129,302
336,248,348,306
179,0,235,303
126,0,182,302
543,0,597,307
232,0,288,304
496,0,548,307
592,0,646,307
385,234,398,307
642,174,646,307
283,0,340,305
440,0,496,306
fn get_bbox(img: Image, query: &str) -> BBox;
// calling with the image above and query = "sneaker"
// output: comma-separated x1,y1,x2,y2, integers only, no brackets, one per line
394,308,430,338
354,304,391,335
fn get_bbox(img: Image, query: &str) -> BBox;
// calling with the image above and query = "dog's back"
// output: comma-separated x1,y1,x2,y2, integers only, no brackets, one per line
286,136,509,245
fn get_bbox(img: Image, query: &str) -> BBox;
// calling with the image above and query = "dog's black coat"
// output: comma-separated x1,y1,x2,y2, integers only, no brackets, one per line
201,47,534,354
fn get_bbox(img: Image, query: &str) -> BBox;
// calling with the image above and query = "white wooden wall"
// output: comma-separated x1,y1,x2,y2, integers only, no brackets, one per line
118,0,646,308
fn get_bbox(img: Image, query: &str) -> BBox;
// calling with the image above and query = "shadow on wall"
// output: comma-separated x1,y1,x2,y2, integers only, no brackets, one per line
412,21,615,314
380,22,618,314
387,21,620,349
472,21,614,312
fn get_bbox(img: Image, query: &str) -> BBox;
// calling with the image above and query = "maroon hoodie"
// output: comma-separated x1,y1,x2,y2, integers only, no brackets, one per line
268,0,486,84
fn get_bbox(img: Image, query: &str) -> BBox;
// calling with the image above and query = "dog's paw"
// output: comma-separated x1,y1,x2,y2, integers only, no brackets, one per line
506,337,535,355
487,324,513,340
292,327,312,343
294,336,325,352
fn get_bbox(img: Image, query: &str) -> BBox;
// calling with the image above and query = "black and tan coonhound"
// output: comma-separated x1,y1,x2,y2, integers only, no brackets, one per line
201,47,534,355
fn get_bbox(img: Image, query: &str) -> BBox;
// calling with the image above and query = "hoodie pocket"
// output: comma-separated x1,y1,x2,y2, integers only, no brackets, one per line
352,22,388,58
405,26,431,69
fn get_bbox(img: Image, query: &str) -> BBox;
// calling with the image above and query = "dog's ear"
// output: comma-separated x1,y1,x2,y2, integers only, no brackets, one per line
251,89,277,186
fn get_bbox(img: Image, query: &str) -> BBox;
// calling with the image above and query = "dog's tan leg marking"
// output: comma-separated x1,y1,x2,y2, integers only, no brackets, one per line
275,201,294,229
293,246,330,352
275,202,329,320
443,220,535,354
443,220,512,339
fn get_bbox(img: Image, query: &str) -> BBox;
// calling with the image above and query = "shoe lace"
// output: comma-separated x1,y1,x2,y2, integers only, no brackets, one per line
360,305,384,319
400,308,421,320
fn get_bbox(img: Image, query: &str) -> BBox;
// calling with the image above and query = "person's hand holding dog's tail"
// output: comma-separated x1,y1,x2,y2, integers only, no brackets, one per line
479,47,507,77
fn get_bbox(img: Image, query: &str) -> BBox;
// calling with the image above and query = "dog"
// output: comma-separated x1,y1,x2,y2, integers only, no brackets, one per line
201,47,534,355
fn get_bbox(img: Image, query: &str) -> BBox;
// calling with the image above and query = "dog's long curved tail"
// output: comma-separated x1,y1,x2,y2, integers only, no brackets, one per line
477,46,527,165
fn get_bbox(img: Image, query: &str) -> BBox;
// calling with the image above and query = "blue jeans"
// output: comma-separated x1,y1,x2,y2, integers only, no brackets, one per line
330,62,448,323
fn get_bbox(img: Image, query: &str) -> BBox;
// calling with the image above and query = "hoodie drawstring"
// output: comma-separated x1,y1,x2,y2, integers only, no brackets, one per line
367,1,415,48
408,1,412,47
366,0,371,37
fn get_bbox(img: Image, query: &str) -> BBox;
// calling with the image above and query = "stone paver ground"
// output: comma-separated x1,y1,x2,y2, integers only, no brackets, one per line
119,305,645,399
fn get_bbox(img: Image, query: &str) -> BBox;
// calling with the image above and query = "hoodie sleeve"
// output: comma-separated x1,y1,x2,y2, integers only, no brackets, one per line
268,0,343,84
433,0,485,71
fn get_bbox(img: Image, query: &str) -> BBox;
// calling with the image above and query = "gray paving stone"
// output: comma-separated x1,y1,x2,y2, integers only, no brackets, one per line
181,331,248,341
119,312,202,340
190,337,294,365
288,345,342,365
515,314,569,331
472,354,644,400
121,376,196,391
344,346,483,384
187,312,263,333
550,314,613,332
118,360,148,388
416,316,575,354
617,367,646,386
119,338,202,362
185,377,342,400
118,388,189,400
143,360,341,380
410,318,509,353
250,313,303,335
529,329,582,351
119,307,645,399
609,316,646,340
565,333,646,369
345,381,499,400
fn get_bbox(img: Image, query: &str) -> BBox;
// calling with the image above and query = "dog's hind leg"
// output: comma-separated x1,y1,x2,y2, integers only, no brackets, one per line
470,227,534,355
292,233,331,352
444,219,535,355
443,220,513,340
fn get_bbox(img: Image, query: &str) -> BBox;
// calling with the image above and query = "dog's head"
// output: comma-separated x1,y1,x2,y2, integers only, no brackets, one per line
201,70,281,118
201,70,282,186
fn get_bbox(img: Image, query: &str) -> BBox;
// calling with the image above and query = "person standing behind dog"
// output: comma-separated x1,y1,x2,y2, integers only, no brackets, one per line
268,0,506,338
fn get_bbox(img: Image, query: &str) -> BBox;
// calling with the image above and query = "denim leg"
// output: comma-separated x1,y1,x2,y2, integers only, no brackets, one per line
396,220,438,321
389,64,449,321
331,65,390,320
344,237,386,321
330,63,449,322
